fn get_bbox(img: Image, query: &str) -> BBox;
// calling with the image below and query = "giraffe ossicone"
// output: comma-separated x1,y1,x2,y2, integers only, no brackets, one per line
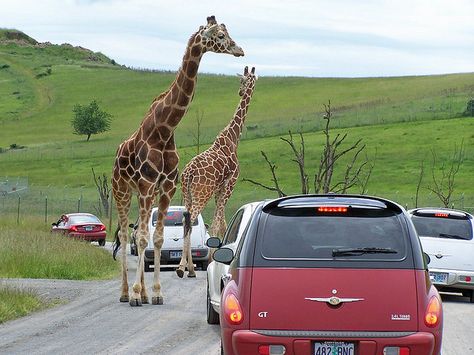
178,66,258,278
111,16,244,307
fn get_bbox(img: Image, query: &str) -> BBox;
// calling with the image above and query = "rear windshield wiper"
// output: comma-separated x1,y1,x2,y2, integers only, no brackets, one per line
332,247,398,257
439,233,466,240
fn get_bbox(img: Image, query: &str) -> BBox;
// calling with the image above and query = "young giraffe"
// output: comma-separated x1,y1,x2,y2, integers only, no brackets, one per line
178,66,257,278
112,16,244,306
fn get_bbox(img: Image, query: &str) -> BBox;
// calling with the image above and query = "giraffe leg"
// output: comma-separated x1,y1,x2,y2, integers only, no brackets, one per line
210,178,236,238
151,179,176,304
176,211,191,278
130,193,154,307
186,210,200,278
114,189,131,303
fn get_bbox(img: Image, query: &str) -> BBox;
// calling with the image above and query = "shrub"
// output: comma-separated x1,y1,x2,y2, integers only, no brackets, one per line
463,98,474,117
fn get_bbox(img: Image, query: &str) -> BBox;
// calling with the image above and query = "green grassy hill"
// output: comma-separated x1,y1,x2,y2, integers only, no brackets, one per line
0,32,473,223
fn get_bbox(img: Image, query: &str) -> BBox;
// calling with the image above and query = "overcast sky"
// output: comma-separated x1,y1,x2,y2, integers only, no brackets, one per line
1,0,473,77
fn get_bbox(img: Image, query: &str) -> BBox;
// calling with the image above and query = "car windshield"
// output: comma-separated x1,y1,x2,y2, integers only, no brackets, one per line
152,210,198,227
68,215,101,224
411,215,472,241
261,207,406,260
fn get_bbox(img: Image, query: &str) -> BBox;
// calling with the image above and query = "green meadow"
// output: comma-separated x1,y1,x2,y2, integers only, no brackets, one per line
1,31,473,225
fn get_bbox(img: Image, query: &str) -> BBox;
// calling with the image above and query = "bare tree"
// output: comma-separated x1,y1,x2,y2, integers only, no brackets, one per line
314,100,367,193
244,100,373,196
242,151,286,197
92,168,111,216
280,131,309,194
190,109,204,155
415,160,424,208
427,141,465,207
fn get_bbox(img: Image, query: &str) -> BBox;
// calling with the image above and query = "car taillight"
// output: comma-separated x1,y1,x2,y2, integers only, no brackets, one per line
224,294,243,325
425,296,441,327
258,345,286,355
434,212,449,217
383,347,410,355
69,226,78,232
99,225,106,231
317,206,348,213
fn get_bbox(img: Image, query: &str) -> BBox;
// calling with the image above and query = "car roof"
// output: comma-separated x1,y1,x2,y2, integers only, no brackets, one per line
65,212,96,217
408,207,473,219
262,194,401,212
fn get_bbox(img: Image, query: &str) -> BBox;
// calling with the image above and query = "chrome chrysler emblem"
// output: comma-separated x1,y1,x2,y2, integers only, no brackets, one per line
305,295,364,305
435,253,444,259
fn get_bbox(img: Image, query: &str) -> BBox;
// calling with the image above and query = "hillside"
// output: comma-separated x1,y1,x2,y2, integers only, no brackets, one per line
0,32,473,221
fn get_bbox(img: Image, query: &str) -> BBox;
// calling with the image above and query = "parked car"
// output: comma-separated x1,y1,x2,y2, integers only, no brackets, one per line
130,206,210,272
210,194,443,355
51,213,106,246
409,207,474,303
206,201,260,324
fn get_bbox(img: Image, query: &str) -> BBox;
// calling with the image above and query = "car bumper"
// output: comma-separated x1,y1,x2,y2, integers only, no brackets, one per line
429,267,474,291
144,248,209,264
226,330,438,355
68,232,106,242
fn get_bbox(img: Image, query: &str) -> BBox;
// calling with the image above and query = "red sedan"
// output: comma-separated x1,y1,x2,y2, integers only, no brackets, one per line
52,213,107,246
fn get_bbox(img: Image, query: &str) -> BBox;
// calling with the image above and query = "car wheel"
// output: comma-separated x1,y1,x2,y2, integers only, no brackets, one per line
98,239,106,247
470,290,474,303
207,279,220,324
144,261,152,272
200,261,209,271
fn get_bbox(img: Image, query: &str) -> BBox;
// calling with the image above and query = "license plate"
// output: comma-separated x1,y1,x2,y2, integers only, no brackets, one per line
169,251,182,259
314,342,354,355
430,271,448,284
85,226,93,231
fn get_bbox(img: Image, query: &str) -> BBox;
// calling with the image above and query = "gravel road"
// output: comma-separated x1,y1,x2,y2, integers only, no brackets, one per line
0,244,473,354
0,245,220,355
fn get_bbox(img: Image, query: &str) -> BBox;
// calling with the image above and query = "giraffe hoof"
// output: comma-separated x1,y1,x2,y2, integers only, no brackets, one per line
119,295,129,303
187,272,196,278
141,296,149,304
152,296,164,305
176,269,184,278
129,298,142,307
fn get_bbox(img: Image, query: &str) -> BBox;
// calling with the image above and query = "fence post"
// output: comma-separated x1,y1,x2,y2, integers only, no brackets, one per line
45,196,48,224
108,194,113,237
77,198,81,212
17,194,21,225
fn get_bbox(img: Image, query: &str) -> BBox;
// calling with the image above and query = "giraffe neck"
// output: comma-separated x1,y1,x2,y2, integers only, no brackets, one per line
219,85,255,148
156,32,205,131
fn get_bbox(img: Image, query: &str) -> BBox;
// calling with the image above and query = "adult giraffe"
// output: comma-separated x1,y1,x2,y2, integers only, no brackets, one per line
178,66,257,278
112,16,244,306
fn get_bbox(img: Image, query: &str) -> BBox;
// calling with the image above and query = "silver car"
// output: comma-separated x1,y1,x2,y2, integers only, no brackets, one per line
409,207,474,302
205,201,261,324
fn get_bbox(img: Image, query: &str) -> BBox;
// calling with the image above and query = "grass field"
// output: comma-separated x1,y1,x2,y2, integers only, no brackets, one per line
1,33,473,223
0,285,50,324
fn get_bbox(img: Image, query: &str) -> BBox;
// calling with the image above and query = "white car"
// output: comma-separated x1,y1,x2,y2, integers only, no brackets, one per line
131,206,210,272
409,207,474,302
206,201,261,324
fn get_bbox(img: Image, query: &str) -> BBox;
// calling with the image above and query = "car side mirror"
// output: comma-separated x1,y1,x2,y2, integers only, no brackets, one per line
212,247,234,265
423,252,431,265
205,223,210,230
206,237,222,249
51,222,57,227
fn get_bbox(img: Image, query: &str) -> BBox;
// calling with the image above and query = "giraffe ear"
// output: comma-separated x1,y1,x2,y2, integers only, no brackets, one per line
244,66,249,75
203,24,218,38
251,67,255,74
207,16,217,25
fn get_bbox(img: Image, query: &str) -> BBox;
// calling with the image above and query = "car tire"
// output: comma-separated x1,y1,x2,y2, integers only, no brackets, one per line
200,261,209,271
98,239,106,247
470,290,474,303
207,279,220,324
144,261,152,272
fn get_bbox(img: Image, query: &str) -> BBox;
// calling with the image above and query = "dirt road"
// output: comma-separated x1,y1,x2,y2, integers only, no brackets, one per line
0,252,220,355
1,247,473,354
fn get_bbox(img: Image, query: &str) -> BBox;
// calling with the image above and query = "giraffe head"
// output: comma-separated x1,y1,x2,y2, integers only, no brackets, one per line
199,16,244,57
237,66,257,96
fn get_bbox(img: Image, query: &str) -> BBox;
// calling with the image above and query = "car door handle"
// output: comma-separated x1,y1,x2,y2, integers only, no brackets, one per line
221,273,232,285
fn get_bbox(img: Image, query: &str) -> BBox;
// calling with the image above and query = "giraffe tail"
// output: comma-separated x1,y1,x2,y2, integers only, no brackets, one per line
183,210,192,238
112,225,121,260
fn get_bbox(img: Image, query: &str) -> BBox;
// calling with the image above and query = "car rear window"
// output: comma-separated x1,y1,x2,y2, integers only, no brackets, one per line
68,215,101,224
152,210,198,227
411,213,472,241
260,206,407,261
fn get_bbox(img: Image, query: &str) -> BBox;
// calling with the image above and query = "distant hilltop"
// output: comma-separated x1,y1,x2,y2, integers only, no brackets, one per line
0,28,116,65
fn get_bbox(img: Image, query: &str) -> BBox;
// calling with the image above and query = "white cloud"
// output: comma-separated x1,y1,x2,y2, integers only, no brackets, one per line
1,0,473,77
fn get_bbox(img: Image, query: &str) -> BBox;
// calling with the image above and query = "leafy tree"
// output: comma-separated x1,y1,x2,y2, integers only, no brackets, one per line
71,100,112,141
463,98,474,117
